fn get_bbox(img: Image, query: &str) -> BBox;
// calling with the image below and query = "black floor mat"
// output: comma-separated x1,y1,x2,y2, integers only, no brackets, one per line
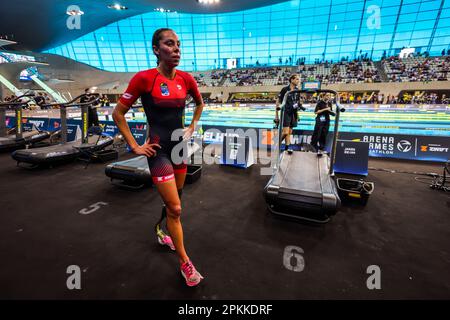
0,152,449,299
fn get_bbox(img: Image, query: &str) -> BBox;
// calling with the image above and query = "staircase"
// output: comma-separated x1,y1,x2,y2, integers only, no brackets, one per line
218,70,230,86
0,72,22,96
27,68,67,103
374,61,388,82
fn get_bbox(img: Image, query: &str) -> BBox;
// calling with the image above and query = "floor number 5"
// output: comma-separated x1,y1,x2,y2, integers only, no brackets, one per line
79,202,108,215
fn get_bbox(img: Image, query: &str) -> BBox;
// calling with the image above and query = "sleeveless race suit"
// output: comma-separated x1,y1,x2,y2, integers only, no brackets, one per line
119,68,202,184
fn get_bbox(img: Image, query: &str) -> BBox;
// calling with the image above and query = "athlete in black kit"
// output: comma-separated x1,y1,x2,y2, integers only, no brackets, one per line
311,93,335,155
80,88,100,127
275,74,304,154
112,28,205,287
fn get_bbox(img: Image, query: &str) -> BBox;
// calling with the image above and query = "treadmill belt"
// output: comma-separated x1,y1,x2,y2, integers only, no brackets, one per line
108,156,149,172
264,150,340,220
278,152,324,197
11,135,114,164
0,130,49,151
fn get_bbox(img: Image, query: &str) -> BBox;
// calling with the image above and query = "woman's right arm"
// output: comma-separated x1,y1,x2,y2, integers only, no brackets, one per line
112,101,159,157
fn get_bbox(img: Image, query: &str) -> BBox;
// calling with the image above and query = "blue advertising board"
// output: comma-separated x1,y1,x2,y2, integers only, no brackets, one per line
129,128,147,148
220,136,254,168
334,140,370,176
338,132,449,163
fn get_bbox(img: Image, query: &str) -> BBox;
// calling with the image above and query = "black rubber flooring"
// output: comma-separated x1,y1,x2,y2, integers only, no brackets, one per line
0,150,449,299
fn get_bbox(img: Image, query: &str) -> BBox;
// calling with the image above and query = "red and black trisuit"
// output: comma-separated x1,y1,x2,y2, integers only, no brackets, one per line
119,68,202,184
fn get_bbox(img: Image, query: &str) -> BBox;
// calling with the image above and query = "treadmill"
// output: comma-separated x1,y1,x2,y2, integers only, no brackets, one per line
11,93,114,167
263,88,345,223
105,141,202,189
0,93,50,152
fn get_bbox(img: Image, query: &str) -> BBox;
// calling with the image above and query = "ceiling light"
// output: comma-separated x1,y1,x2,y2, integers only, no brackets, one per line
154,8,176,13
108,4,128,10
66,9,84,16
197,0,220,4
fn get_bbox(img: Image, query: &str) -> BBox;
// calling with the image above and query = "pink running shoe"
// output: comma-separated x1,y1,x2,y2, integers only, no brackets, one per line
156,223,175,251
180,260,204,287
157,234,176,251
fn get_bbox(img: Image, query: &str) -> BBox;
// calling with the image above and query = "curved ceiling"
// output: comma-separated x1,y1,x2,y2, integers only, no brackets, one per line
0,0,288,52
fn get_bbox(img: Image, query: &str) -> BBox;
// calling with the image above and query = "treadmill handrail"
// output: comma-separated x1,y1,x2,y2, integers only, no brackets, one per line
283,88,343,108
0,92,36,107
0,101,29,108
281,88,345,175
284,88,339,95
41,93,100,108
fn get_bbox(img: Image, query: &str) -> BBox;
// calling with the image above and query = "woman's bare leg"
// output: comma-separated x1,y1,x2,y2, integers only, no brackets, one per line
156,179,189,264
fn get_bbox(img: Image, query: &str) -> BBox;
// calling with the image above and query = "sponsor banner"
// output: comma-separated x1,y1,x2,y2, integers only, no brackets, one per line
334,140,370,176
98,121,120,137
67,124,80,142
22,122,34,131
202,125,241,144
202,125,328,152
6,115,447,162
6,116,145,140
202,125,274,153
302,81,321,90
67,119,81,128
220,136,254,168
44,119,79,141
5,116,50,131
417,137,450,162
49,118,61,131
67,119,124,138
202,125,448,162
23,118,49,131
132,112,146,119
130,128,147,147
338,132,449,162
5,116,14,128
128,121,147,131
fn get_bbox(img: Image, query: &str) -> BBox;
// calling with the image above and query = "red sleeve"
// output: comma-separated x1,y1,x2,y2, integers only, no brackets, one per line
118,71,147,107
185,73,202,104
